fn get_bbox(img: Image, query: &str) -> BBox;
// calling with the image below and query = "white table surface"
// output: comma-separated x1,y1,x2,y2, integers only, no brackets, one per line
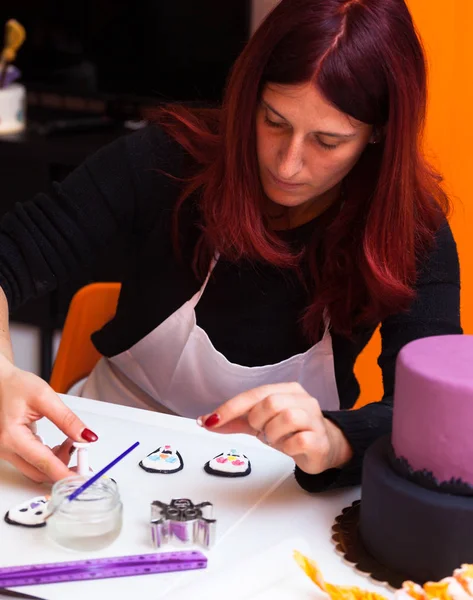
0,395,393,600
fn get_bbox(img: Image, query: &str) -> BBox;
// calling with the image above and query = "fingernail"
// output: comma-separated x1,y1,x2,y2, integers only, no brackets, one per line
81,428,98,442
204,413,220,428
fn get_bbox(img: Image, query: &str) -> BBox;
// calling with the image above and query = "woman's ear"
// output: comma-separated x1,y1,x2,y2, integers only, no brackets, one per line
369,125,387,144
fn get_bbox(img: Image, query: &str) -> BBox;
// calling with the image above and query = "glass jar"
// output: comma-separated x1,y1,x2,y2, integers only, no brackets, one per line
47,476,123,551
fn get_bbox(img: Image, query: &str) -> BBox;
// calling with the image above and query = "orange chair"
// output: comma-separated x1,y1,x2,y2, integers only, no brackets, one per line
50,283,121,394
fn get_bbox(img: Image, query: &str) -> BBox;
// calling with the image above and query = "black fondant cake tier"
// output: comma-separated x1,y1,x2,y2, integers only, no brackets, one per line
359,435,473,584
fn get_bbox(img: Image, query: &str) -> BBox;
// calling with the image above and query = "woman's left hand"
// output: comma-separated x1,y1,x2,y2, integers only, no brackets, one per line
197,382,353,474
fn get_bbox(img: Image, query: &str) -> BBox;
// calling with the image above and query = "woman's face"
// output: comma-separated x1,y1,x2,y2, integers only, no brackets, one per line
256,82,374,224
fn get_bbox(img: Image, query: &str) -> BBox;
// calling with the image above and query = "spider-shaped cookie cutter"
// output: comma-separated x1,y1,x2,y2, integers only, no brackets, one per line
150,498,216,549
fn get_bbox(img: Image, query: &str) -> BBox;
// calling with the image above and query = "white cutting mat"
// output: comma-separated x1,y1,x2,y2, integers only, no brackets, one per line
166,537,323,600
0,396,294,599
0,396,391,600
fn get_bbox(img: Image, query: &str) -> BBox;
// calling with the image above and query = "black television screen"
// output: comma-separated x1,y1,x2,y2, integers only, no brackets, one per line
0,1,251,105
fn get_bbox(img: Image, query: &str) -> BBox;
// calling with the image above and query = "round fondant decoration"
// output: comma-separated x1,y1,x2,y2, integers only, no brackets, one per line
4,495,50,528
139,445,184,474
204,449,251,478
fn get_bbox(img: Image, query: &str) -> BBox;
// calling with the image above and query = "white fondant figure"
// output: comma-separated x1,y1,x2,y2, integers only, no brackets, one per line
139,445,184,474
5,495,50,528
204,449,251,477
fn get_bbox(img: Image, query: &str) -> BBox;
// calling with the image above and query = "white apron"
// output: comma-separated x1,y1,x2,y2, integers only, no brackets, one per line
81,258,340,417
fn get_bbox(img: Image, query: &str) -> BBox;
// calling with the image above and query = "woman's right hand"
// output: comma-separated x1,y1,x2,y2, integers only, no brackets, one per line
0,355,98,483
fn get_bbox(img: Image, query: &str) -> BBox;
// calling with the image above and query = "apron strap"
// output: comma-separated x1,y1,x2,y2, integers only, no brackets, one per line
194,252,220,305
321,308,331,340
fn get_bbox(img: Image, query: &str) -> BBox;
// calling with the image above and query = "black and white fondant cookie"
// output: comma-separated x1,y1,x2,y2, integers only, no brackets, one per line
139,445,184,474
4,496,50,528
204,449,251,478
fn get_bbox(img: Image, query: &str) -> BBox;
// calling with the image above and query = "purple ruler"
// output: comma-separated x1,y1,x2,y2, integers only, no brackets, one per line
0,550,207,588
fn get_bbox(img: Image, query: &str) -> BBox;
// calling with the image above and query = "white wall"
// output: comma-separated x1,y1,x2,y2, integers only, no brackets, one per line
11,323,61,376
252,0,281,33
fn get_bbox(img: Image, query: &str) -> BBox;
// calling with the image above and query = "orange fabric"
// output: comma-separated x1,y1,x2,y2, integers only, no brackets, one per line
354,0,472,407
50,283,121,394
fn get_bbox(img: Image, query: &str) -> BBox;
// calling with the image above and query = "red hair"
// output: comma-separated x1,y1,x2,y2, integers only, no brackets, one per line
156,0,449,339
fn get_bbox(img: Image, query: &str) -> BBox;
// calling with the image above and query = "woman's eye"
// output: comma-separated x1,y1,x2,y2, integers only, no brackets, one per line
262,110,340,150
316,137,339,151
264,115,285,128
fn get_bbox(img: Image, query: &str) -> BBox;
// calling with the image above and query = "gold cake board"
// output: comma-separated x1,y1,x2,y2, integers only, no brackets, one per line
332,500,412,591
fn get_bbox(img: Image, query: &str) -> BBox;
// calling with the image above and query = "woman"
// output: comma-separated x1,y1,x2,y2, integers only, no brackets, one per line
0,0,461,490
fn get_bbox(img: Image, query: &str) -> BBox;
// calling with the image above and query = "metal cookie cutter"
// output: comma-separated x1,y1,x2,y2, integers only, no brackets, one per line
151,498,216,549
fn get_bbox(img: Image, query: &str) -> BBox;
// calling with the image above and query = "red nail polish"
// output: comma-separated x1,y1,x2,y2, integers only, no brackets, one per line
204,413,220,428
81,428,98,442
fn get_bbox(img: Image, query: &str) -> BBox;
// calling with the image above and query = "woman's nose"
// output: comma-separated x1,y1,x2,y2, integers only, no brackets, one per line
277,138,304,180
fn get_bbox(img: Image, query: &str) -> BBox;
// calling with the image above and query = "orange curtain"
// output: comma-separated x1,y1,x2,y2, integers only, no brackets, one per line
354,0,473,407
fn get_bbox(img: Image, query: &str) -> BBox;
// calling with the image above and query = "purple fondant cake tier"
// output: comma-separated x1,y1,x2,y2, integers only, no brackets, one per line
392,334,473,487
